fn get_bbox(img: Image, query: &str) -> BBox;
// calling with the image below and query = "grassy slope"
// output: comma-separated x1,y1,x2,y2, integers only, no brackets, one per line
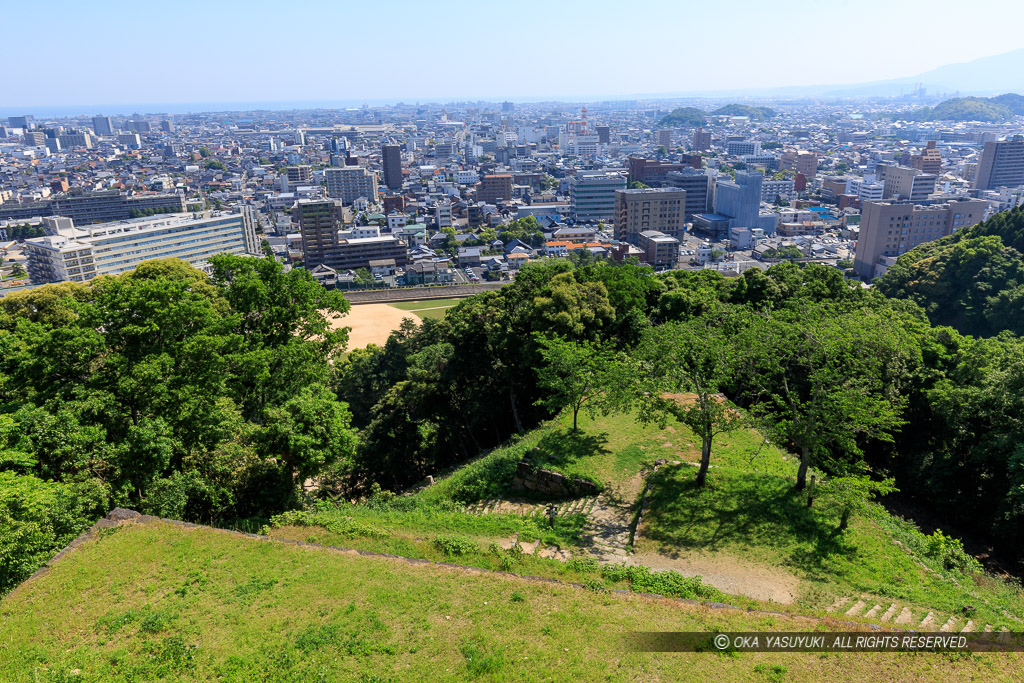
287,410,1024,628
388,298,465,320
2,522,1019,682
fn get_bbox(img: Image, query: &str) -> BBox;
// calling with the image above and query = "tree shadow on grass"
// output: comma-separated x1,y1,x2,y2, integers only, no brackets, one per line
641,466,856,571
532,429,611,470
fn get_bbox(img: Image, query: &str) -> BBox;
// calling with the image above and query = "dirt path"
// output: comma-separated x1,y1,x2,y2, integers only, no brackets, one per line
627,549,800,604
326,304,421,349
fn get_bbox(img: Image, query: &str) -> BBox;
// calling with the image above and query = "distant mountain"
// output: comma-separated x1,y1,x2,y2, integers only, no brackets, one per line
712,104,776,120
657,107,706,126
825,49,1024,97
908,95,1019,122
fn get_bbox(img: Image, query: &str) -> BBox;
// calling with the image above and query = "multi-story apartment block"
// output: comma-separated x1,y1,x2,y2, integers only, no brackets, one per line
614,187,686,243
909,141,942,176
295,198,344,269
325,166,378,204
974,136,1024,190
780,150,819,178
287,165,313,184
92,116,113,136
382,143,403,190
0,189,186,225
477,174,513,204
853,198,987,280
25,210,258,284
693,128,711,151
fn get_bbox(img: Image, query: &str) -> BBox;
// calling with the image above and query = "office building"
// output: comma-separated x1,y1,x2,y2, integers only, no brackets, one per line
382,143,403,190
295,199,345,269
635,230,680,268
664,169,711,219
8,115,33,129
325,166,378,204
595,125,610,144
287,165,313,184
92,116,113,135
0,189,186,225
853,198,987,280
780,150,818,178
477,174,513,204
876,164,937,201
974,136,1024,190
614,187,686,243
727,140,761,156
909,141,942,176
627,157,701,185
713,171,763,228
570,171,626,222
693,128,711,151
25,210,258,284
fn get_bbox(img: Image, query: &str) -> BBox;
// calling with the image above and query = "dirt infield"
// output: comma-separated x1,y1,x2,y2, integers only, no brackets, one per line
327,304,421,350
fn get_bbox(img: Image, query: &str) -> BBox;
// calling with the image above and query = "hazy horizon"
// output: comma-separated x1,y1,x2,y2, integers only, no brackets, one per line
5,0,1024,116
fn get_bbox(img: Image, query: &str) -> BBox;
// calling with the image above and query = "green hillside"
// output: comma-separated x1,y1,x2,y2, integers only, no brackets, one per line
656,107,707,127
713,104,777,120
0,508,1019,681
875,205,1024,336
909,95,1022,122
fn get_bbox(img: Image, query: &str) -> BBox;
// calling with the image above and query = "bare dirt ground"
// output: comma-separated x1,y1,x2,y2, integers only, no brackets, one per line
327,304,421,350
627,548,800,604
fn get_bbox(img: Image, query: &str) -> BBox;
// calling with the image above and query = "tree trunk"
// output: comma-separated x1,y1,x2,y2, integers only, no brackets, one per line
795,446,810,490
696,434,712,487
839,508,850,531
509,381,524,433
572,405,579,434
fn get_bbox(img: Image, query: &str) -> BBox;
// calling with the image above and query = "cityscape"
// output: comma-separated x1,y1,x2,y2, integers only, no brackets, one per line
2,94,1021,291
4,1,1024,680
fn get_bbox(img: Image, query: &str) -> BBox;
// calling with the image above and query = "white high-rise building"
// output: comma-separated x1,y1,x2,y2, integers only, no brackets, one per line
325,166,379,204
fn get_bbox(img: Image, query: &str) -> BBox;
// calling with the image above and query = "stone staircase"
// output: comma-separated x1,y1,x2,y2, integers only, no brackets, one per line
462,496,598,518
829,596,1011,633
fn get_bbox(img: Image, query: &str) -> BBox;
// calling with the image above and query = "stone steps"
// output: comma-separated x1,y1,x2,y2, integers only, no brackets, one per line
829,596,1010,633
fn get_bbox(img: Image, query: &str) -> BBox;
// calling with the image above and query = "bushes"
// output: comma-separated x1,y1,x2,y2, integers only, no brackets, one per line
926,530,983,574
600,563,725,602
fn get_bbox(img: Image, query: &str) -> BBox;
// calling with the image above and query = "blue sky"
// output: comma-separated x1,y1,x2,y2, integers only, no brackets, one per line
4,0,1023,108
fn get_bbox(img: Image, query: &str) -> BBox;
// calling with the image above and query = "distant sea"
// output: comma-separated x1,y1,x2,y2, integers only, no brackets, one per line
0,100,402,118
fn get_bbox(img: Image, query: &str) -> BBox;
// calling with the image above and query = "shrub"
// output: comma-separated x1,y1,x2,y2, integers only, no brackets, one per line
925,530,982,574
433,535,479,557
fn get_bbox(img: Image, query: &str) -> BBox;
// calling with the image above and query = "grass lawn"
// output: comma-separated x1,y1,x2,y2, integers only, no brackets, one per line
2,521,1019,682
638,460,1024,630
388,298,466,320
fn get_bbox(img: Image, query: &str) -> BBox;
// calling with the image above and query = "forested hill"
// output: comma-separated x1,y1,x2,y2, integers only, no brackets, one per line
4,250,1024,595
875,204,1024,336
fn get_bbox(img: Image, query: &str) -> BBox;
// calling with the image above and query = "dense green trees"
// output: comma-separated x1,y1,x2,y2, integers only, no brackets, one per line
0,256,356,591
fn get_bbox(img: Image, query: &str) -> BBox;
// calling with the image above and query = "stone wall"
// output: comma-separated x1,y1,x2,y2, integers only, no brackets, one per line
511,459,600,498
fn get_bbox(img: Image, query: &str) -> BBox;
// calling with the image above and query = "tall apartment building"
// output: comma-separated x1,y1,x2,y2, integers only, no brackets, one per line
693,128,711,151
295,198,344,269
761,178,795,202
287,165,313,184
853,198,987,280
57,132,94,149
23,131,45,146
382,143,403,190
434,200,452,228
614,187,686,243
570,171,626,223
780,150,818,178
876,164,937,201
25,210,258,284
92,116,113,135
664,169,711,218
909,141,942,176
656,129,672,148
325,166,378,204
8,115,33,129
974,136,1024,190
477,174,513,204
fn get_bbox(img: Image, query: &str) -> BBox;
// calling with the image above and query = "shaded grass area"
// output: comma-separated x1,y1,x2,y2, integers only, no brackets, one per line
2,522,1018,681
388,298,466,320
638,464,1024,630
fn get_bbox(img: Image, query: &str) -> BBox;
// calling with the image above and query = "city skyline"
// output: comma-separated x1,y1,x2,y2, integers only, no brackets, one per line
5,0,1024,112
